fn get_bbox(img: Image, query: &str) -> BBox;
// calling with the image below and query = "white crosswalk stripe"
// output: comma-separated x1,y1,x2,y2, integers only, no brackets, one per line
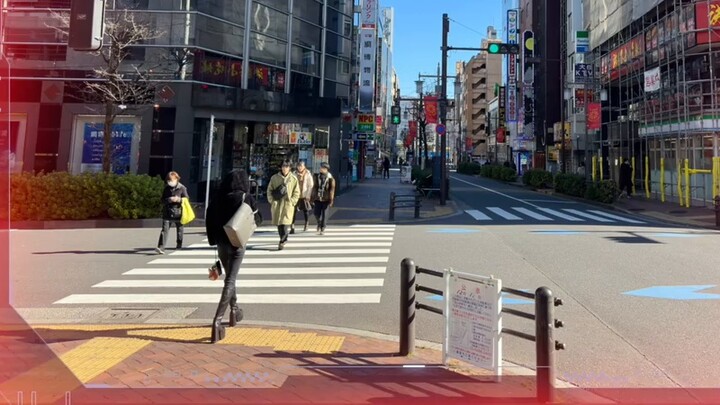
54,225,397,305
463,206,645,224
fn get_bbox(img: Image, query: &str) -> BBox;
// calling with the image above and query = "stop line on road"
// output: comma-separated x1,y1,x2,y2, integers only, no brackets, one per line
53,224,397,305
464,207,645,224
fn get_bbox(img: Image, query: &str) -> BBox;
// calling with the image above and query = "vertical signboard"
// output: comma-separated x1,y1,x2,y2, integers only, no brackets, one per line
498,86,507,143
359,28,377,112
506,10,518,122
361,0,377,29
424,96,439,124
587,103,601,131
576,31,590,53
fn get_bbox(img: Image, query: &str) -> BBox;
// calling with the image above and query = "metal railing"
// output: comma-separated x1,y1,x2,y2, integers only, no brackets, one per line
399,258,566,404
388,192,421,221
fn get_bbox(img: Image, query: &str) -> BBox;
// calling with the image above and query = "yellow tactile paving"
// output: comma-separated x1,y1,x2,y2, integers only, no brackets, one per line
59,337,151,383
33,325,345,354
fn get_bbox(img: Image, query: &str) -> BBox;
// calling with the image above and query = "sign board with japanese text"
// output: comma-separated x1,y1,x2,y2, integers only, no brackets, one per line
361,0,377,29
359,28,377,112
644,67,661,92
446,271,502,374
507,10,518,122
574,63,593,83
498,86,507,130
576,31,590,53
357,114,375,133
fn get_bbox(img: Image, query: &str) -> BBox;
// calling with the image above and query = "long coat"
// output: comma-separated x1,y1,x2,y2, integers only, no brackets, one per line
267,172,300,226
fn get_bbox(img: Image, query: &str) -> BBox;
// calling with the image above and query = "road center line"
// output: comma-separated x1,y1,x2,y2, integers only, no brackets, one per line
451,176,541,208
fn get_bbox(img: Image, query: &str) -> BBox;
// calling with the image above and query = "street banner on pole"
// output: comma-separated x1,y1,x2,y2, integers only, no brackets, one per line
507,9,518,122
424,96,439,124
587,103,601,130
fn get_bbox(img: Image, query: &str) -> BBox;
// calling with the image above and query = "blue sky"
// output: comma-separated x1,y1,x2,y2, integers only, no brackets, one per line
382,0,504,97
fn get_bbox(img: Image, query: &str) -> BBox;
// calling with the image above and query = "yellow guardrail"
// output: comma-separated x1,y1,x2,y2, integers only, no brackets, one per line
677,161,684,207
676,157,720,208
591,156,597,182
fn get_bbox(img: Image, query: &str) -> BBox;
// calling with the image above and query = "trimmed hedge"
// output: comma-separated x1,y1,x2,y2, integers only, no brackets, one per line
457,162,482,175
522,169,554,189
479,165,517,183
10,172,164,221
584,180,619,204
554,173,587,198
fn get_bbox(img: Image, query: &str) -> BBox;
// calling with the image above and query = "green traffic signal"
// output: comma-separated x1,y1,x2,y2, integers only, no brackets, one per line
392,116,401,125
488,43,500,54
487,43,519,54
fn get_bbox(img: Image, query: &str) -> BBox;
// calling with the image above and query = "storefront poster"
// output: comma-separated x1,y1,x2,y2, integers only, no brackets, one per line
696,1,720,45
587,103,602,131
81,123,134,174
290,132,312,145
644,67,661,92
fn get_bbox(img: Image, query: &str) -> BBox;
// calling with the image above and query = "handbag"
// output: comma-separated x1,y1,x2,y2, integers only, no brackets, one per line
208,250,223,281
180,197,195,225
223,193,257,249
271,183,287,200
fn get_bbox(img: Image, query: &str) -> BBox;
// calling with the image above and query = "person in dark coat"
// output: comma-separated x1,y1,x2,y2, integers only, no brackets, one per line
619,158,633,198
312,162,336,235
205,169,258,343
382,157,391,179
156,171,189,254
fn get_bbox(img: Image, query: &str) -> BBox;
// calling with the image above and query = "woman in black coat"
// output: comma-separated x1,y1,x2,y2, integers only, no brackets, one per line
156,171,189,254
205,169,258,343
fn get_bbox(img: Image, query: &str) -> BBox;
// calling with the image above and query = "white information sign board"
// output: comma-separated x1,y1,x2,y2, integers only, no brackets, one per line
445,271,502,374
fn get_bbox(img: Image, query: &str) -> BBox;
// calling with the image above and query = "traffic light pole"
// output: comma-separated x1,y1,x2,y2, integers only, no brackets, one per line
440,14,449,206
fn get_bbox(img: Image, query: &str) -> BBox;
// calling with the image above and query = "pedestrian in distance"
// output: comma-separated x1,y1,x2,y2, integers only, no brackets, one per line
156,171,189,255
619,158,633,198
291,161,314,234
268,160,300,250
312,162,336,235
383,157,391,179
205,169,257,343
576,162,586,177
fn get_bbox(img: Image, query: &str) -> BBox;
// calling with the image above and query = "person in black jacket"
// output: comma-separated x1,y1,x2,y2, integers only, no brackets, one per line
205,169,257,343
619,158,633,198
156,171,189,254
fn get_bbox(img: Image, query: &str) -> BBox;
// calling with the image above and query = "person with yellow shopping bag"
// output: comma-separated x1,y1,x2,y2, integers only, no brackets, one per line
180,197,195,225
156,171,189,254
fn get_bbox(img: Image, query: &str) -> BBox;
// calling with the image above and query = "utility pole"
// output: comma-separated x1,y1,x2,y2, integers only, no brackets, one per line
440,14,449,206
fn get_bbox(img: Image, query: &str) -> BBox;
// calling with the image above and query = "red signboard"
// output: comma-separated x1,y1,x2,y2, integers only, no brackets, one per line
424,96,439,124
696,1,720,45
496,127,506,144
586,103,601,131
408,121,418,138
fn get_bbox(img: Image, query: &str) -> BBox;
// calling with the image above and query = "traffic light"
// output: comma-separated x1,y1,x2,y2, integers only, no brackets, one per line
391,106,401,125
487,42,520,54
69,0,105,51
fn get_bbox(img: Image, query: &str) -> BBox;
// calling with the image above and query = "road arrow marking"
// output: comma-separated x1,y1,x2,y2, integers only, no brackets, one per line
623,285,720,300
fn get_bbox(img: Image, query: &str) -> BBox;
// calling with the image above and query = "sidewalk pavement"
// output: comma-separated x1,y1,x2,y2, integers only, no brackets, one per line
613,196,719,229
1,307,609,404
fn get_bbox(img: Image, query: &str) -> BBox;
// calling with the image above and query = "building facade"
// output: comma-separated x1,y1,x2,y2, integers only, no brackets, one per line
456,26,502,161
579,0,720,205
2,0,354,199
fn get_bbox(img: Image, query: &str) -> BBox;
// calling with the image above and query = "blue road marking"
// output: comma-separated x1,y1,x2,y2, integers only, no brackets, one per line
646,233,702,238
426,293,532,305
427,228,480,234
623,285,720,300
531,230,587,235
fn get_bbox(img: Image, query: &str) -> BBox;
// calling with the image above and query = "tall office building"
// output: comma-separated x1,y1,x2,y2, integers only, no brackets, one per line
2,0,354,197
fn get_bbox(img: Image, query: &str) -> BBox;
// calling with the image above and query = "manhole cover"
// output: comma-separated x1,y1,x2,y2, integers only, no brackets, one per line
669,210,687,214
99,308,158,323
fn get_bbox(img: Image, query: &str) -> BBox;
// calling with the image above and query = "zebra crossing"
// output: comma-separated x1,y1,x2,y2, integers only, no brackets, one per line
464,207,645,224
53,224,397,305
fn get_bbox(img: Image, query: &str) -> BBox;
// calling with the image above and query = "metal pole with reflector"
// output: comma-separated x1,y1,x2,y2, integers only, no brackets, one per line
69,0,106,51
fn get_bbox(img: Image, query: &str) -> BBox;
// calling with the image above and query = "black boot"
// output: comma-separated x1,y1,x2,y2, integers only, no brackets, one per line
229,306,243,327
303,221,309,232
210,318,225,343
290,226,295,234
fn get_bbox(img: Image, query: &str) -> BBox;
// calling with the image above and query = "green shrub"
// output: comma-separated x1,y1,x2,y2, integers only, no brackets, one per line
478,164,517,182
522,169,554,189
411,166,433,188
10,172,164,221
457,162,482,175
584,180,619,204
554,173,587,197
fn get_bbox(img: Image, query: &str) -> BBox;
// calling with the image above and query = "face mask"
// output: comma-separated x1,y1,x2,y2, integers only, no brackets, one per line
167,181,177,187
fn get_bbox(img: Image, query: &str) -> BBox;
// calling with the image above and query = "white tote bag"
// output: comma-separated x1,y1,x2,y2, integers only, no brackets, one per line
223,193,257,249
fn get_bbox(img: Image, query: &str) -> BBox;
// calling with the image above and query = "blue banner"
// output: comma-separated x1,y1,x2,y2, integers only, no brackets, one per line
82,122,134,174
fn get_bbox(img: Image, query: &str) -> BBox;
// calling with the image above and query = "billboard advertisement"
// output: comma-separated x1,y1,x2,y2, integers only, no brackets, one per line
507,10,518,122
358,28,377,112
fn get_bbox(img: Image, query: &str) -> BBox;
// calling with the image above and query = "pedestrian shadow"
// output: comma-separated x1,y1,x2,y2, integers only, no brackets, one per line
12,325,213,344
254,351,537,403
32,248,158,256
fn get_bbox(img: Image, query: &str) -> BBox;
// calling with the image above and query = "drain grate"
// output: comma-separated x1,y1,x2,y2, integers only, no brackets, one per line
99,308,158,323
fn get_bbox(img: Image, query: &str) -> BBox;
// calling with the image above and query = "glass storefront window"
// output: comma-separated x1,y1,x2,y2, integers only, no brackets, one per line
251,2,289,40
293,0,323,25
250,33,288,67
248,62,286,92
291,45,320,76
195,15,244,57
254,0,289,12
192,50,243,87
293,18,322,49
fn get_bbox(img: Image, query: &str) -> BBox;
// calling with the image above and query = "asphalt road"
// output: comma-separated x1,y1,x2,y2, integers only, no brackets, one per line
10,173,720,389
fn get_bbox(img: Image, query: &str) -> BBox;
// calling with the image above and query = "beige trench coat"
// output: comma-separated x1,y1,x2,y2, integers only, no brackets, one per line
267,172,300,226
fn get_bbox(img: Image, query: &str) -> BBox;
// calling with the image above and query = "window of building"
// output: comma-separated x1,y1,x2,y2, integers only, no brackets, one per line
291,72,320,98
195,0,246,26
291,45,320,76
251,2,289,40
4,44,67,61
292,0,323,25
292,18,322,49
249,33,287,67
248,62,286,92
254,0,288,12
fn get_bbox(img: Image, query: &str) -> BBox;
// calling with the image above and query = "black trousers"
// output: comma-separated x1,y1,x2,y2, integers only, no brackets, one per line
314,201,330,230
158,220,183,248
292,203,310,226
213,242,245,320
383,168,390,178
277,225,290,243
